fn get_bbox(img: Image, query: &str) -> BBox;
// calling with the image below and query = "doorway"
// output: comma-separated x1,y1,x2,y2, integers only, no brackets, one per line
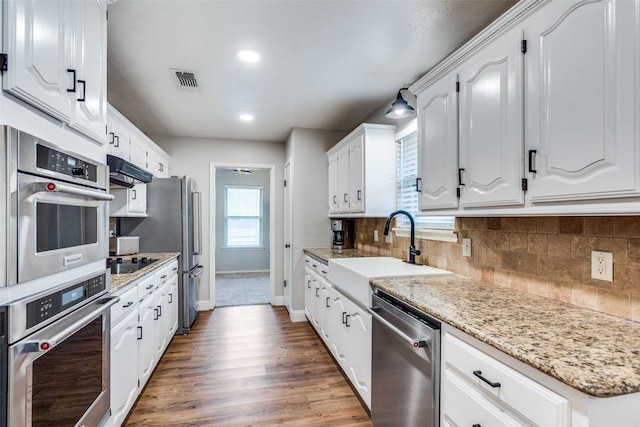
210,163,276,308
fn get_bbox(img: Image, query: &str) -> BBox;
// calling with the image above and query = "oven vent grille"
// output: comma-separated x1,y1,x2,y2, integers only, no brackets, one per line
171,69,201,91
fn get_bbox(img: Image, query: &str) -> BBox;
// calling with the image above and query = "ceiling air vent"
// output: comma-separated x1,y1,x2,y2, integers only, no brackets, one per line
171,69,201,92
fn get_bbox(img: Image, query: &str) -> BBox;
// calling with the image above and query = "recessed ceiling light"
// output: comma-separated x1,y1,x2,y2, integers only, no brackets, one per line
237,50,260,63
239,114,254,122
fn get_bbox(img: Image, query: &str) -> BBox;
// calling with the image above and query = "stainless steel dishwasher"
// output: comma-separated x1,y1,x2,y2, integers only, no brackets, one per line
370,290,440,427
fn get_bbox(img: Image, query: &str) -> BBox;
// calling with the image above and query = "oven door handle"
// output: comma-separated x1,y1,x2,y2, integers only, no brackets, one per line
14,296,120,355
36,181,115,201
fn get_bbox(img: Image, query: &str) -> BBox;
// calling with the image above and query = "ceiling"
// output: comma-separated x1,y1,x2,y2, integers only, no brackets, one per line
107,0,516,143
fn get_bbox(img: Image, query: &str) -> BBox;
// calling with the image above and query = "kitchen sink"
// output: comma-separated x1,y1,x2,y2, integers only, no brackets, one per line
327,257,452,307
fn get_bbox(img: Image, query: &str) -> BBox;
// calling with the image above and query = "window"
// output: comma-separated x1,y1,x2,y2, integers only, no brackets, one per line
224,186,263,248
396,127,455,235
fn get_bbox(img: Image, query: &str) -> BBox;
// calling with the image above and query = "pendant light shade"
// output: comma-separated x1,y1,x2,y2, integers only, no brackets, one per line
385,88,415,119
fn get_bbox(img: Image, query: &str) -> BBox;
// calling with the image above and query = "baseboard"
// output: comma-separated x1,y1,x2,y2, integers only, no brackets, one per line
289,309,308,323
196,300,211,311
215,269,270,274
273,296,284,306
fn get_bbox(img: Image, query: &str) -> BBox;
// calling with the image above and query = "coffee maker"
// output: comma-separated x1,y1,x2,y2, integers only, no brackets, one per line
331,219,354,249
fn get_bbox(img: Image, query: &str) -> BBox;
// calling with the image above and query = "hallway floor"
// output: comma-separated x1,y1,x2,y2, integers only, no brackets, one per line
124,305,372,426
215,272,270,307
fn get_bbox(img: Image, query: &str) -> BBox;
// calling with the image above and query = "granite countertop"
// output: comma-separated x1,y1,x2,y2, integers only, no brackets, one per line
110,252,181,293
371,274,640,398
303,247,379,264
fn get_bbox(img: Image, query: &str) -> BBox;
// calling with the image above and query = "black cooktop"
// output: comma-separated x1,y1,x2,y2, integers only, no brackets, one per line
106,257,158,275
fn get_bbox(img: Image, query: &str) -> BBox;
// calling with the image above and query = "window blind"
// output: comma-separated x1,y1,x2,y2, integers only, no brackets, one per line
224,186,263,248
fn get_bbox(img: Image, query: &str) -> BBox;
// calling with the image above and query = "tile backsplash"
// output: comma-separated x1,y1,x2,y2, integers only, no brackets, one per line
354,216,640,322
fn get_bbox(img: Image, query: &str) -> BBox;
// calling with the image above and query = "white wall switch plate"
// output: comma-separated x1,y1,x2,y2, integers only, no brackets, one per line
373,229,379,242
462,238,472,257
591,251,613,282
385,233,393,244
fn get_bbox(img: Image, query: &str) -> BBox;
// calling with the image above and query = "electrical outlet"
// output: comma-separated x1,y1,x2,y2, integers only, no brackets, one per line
591,251,613,282
385,233,393,244
462,238,472,257
373,230,379,242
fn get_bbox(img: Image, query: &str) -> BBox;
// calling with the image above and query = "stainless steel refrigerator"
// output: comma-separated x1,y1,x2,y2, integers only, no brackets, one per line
120,176,203,334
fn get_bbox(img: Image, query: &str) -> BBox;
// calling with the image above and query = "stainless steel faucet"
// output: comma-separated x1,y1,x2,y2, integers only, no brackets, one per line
383,209,421,264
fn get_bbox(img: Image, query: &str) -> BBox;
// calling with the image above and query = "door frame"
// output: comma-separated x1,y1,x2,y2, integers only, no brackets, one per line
209,162,277,308
284,158,293,314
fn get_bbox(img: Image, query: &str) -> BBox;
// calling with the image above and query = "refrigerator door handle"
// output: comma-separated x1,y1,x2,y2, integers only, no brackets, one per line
193,191,203,255
189,265,204,278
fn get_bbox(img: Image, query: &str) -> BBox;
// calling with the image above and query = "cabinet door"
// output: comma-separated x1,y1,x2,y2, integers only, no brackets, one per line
108,116,131,159
128,183,147,215
417,74,459,210
110,310,139,427
312,276,321,330
138,293,157,389
70,0,107,143
346,300,372,408
3,0,73,121
154,284,168,357
328,153,339,214
319,279,331,343
330,289,348,368
337,146,350,213
526,0,640,202
458,29,524,208
304,269,314,320
166,276,179,338
348,135,365,213
130,135,148,171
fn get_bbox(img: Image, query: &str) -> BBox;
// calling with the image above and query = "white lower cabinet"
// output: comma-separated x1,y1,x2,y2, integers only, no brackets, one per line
109,259,179,427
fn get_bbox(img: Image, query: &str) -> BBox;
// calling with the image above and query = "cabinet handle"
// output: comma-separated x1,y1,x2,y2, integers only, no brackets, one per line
345,314,351,327
342,311,347,324
66,69,76,92
333,195,337,203
285,244,291,248
473,370,501,388
157,305,162,317
315,288,320,297
326,297,330,308
458,168,465,186
473,425,481,427
77,79,86,102
357,190,362,201
159,162,163,172
145,284,154,290
415,177,422,193
109,132,115,145
169,293,173,303
528,150,537,173
114,135,120,148
343,193,348,202
132,189,137,200
172,267,178,271
307,280,311,289
122,301,133,308
137,326,143,340
154,308,158,320
161,274,167,279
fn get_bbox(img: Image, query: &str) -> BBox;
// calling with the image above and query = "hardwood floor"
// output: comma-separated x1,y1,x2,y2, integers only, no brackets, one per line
124,305,372,427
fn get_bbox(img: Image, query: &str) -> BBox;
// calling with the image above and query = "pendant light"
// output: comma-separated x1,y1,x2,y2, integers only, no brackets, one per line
385,87,415,119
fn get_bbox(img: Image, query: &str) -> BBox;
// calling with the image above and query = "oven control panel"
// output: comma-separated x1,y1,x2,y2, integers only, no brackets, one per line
26,274,106,329
36,143,98,183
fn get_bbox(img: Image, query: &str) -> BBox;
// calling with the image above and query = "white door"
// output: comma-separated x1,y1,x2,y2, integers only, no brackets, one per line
346,300,372,408
330,288,348,367
154,284,168,356
458,28,524,208
327,153,339,214
304,268,313,319
319,279,332,343
70,0,107,143
166,276,179,337
348,135,365,213
417,74,460,211
128,184,147,215
130,135,148,170
138,293,157,389
4,0,73,121
336,145,350,213
108,117,131,159
110,310,139,427
526,0,640,202
284,161,292,312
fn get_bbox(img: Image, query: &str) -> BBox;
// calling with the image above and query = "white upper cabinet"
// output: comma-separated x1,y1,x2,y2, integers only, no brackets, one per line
3,0,107,143
326,123,396,217
458,28,524,208
525,0,640,203
417,74,459,211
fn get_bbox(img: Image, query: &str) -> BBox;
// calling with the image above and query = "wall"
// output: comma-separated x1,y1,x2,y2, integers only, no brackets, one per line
215,168,270,272
355,216,640,322
286,128,345,313
153,135,285,306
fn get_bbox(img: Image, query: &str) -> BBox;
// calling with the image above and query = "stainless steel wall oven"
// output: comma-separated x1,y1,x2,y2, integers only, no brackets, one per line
1,127,113,285
0,270,118,427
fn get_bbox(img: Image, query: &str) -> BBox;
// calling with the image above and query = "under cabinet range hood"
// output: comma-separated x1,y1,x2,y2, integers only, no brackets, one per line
107,154,153,188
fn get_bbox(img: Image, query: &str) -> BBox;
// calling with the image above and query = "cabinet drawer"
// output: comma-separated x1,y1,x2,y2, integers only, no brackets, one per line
111,286,138,325
443,370,522,427
166,259,179,277
443,332,569,427
155,265,169,284
137,274,157,301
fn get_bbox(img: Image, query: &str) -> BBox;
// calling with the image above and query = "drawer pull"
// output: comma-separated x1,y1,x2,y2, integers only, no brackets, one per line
326,297,330,308
315,288,320,297
146,284,154,290
122,301,134,308
342,311,347,324
473,425,481,427
473,370,501,388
